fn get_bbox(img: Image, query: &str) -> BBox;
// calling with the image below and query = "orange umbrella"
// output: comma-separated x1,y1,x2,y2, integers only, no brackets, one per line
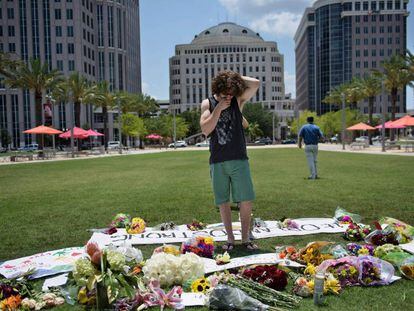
346,122,376,131
390,115,414,127
23,125,63,135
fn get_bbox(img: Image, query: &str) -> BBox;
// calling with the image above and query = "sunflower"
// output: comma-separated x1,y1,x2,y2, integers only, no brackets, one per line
191,277,211,293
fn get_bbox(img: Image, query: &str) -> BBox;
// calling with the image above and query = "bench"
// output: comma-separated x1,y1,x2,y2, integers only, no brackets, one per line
385,143,401,151
350,142,369,150
10,154,34,162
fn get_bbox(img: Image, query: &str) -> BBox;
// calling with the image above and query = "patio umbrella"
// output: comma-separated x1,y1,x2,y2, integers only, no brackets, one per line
59,127,89,139
346,122,376,131
375,121,406,129
23,125,63,150
86,129,104,137
390,115,414,127
146,134,163,139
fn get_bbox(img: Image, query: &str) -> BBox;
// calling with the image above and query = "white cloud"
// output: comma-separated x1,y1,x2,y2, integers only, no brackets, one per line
218,0,314,37
249,12,302,37
284,71,296,98
142,82,150,95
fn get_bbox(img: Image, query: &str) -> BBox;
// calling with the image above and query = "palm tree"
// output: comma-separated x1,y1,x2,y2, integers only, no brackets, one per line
92,81,117,150
5,59,62,128
0,51,21,78
374,55,413,140
66,72,94,127
360,75,382,144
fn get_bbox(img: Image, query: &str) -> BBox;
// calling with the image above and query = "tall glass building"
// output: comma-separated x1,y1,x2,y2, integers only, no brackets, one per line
0,0,141,148
295,0,409,115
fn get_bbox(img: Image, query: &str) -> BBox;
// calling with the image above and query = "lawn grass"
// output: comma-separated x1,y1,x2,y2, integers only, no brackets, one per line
1,148,413,310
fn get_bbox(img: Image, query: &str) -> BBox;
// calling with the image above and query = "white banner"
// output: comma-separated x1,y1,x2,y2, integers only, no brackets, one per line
401,240,414,254
89,218,346,248
0,247,85,279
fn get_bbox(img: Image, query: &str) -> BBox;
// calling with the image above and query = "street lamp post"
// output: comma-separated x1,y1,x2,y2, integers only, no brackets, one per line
272,111,275,144
381,82,386,152
341,93,346,151
117,98,122,155
70,100,75,158
173,105,177,150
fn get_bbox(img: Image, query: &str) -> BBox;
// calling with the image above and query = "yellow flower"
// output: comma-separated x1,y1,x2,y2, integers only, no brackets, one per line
78,287,89,304
349,266,358,275
127,217,146,234
191,277,211,293
304,264,317,276
325,277,341,295
204,237,214,245
357,248,369,256
0,295,22,310
307,280,315,293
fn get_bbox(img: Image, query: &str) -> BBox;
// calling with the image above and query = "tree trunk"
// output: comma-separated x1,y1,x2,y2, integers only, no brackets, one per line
390,88,398,141
74,101,81,127
368,96,374,145
35,91,43,148
103,106,108,151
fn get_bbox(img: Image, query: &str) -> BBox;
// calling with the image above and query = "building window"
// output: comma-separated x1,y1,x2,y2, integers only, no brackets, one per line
7,8,14,19
66,9,73,20
56,43,63,54
67,26,73,37
355,2,361,10
8,43,16,52
363,1,369,10
387,1,393,10
55,9,61,20
8,25,15,37
396,25,400,33
107,6,114,47
109,52,115,91
68,60,75,71
68,43,74,54
379,1,385,10
55,26,62,37
57,60,63,71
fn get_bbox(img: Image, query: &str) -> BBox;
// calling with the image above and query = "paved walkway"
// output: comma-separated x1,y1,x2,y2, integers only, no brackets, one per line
1,143,413,166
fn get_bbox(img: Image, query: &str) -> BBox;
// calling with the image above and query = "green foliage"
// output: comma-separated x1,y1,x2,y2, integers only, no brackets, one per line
121,113,146,138
290,110,317,135
180,109,201,137
144,115,188,140
246,122,263,141
243,103,274,137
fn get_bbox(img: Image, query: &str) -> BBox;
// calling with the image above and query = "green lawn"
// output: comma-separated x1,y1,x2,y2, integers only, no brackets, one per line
1,148,413,310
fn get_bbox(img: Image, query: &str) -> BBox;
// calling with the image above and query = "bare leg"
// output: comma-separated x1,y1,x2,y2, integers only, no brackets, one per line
239,201,253,243
219,203,234,243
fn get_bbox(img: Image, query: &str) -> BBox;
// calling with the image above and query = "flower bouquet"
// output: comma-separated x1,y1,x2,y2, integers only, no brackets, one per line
186,219,207,231
346,243,375,256
181,236,214,258
343,222,371,241
215,251,231,265
190,277,211,294
126,217,146,234
374,244,411,266
241,265,288,291
142,252,204,287
298,241,334,265
380,217,414,244
276,217,299,229
364,222,399,246
153,222,176,231
277,246,300,261
292,274,341,297
110,213,131,228
334,206,362,224
153,244,181,256
399,256,414,280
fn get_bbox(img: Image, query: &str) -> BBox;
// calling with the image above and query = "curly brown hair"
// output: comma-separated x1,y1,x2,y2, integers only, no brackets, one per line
211,70,247,97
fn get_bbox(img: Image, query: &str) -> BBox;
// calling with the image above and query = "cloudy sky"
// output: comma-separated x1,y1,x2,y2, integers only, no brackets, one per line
140,0,414,108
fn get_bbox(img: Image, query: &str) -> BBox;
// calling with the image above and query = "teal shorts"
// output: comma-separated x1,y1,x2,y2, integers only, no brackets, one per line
210,159,255,206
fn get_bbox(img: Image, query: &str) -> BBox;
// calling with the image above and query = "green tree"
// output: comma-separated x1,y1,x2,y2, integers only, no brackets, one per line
92,81,117,149
360,75,382,144
157,115,188,141
0,129,11,149
374,55,413,140
0,51,21,78
290,110,318,136
5,59,62,128
180,109,201,137
246,122,263,141
66,72,94,127
121,113,146,147
243,103,273,136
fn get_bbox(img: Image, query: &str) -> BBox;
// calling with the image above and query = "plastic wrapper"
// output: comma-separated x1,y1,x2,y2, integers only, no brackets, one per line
382,252,412,267
207,284,269,311
328,244,348,259
334,207,362,224
399,256,414,280
374,244,404,258
380,217,414,243
364,227,399,246
317,255,394,286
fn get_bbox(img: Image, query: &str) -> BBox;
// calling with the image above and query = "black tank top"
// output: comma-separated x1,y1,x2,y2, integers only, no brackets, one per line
208,96,248,164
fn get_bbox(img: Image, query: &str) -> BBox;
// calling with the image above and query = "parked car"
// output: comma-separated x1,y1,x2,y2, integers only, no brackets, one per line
281,139,297,145
18,143,39,151
355,136,369,143
196,140,210,147
0,147,8,153
168,140,187,148
329,135,339,143
254,137,273,145
107,141,121,149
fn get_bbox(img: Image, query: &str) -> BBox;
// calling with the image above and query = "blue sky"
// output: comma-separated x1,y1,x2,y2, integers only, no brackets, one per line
140,0,414,109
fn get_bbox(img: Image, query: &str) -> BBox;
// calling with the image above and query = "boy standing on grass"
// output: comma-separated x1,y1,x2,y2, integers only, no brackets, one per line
199,70,259,251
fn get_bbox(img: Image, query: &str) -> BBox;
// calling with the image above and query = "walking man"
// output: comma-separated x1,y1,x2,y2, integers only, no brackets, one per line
200,70,259,251
298,116,323,180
